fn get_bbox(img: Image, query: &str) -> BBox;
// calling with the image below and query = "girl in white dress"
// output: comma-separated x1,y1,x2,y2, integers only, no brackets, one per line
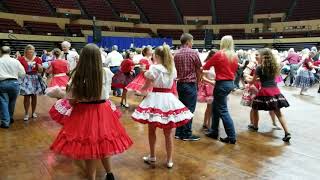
131,45,194,168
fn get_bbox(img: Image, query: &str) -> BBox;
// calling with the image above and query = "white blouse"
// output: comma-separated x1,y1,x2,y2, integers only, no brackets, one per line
144,64,177,89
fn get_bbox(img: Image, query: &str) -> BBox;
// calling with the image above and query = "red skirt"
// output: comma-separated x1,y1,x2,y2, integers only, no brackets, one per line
50,100,132,160
49,75,69,88
252,87,289,111
112,71,135,89
125,73,153,93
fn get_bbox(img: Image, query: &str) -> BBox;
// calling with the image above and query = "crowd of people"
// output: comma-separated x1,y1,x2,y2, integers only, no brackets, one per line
0,33,320,180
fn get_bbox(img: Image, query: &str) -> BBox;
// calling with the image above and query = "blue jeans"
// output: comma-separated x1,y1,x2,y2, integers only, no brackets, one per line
210,81,236,140
110,66,121,95
175,82,197,138
0,79,20,126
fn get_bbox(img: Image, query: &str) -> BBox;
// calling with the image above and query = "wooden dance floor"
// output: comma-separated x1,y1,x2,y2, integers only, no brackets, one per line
1,86,320,180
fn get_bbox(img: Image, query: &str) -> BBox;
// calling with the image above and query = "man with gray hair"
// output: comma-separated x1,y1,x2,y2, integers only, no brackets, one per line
0,46,26,128
106,45,123,96
61,41,79,71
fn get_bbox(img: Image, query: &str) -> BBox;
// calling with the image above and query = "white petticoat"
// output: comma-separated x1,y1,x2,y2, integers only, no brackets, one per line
132,92,194,129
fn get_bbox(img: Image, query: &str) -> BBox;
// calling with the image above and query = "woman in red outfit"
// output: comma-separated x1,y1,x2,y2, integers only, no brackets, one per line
45,48,69,99
50,44,132,180
203,36,239,144
18,44,44,121
112,51,135,108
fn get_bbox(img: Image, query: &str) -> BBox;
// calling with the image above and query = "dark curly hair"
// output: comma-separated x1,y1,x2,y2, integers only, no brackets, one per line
258,48,279,79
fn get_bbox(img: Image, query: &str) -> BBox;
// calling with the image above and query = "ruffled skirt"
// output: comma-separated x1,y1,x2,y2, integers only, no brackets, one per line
125,73,153,93
49,75,69,88
19,74,46,95
50,100,132,160
131,92,193,129
197,82,214,103
112,71,135,89
294,69,316,89
252,87,289,111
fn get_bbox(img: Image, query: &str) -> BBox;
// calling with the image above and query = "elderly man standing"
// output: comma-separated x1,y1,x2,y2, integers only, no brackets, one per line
0,46,26,129
174,33,202,141
106,45,124,96
61,41,79,71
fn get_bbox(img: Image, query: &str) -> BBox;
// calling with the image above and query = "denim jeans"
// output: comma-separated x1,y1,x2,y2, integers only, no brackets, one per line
110,66,121,95
210,80,236,140
175,82,197,138
0,79,20,126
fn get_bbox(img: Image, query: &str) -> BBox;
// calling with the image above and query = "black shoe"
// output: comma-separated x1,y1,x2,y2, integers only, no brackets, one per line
248,124,258,131
105,172,115,180
10,119,14,124
182,135,200,141
0,124,9,129
219,137,236,144
174,135,182,140
282,133,291,142
205,132,218,140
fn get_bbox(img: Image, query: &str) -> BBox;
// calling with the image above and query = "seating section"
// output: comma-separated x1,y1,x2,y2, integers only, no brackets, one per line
3,0,52,16
218,29,245,39
79,0,116,21
24,21,65,36
255,0,291,14
189,29,206,40
47,0,78,9
289,0,320,21
157,29,183,40
176,0,211,16
215,0,250,24
136,0,178,24
110,0,138,14
0,18,28,34
114,27,153,34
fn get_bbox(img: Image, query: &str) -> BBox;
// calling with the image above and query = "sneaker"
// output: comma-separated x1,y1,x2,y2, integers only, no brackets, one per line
120,103,129,108
167,161,174,169
182,135,200,141
248,124,258,131
32,113,38,118
23,114,29,121
220,137,236,144
174,136,181,139
205,132,218,140
143,155,156,168
105,172,115,180
0,124,9,129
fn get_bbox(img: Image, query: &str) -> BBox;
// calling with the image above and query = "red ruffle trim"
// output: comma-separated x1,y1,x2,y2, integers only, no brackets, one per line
50,132,133,160
135,106,190,117
49,106,66,125
132,118,190,129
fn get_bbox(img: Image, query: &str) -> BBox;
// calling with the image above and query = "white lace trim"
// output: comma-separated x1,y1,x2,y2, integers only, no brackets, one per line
54,99,72,116
132,110,193,124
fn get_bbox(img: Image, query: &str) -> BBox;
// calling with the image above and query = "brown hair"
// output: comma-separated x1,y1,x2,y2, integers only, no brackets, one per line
52,48,62,59
155,45,174,74
69,43,103,101
259,48,279,78
204,49,218,62
142,46,152,56
180,33,193,45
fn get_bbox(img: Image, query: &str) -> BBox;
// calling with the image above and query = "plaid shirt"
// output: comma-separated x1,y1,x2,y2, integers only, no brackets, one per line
174,46,202,83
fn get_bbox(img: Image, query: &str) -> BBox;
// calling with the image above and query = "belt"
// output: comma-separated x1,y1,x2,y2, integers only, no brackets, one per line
53,73,67,77
0,78,17,82
79,100,106,104
152,88,172,93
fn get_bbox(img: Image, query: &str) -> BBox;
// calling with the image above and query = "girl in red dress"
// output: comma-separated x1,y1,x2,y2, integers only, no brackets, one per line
50,44,133,180
126,46,153,94
45,48,69,99
112,51,135,108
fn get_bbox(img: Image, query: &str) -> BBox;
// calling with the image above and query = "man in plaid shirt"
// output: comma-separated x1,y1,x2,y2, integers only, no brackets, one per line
174,33,202,141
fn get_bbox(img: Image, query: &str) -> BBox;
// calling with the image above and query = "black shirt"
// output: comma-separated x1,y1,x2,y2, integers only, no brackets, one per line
256,66,277,87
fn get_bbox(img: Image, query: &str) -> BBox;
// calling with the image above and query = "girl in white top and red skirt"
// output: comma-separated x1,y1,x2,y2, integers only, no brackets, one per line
131,45,194,168
49,44,132,180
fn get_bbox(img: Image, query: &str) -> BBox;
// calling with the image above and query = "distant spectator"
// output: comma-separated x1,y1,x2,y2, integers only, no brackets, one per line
106,45,124,96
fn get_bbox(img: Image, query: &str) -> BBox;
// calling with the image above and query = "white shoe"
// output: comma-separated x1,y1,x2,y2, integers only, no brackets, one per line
167,161,174,169
23,114,29,121
143,155,156,166
32,113,38,118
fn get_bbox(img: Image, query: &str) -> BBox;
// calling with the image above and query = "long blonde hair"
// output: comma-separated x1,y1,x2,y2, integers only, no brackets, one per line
220,35,236,61
69,44,103,101
155,45,174,74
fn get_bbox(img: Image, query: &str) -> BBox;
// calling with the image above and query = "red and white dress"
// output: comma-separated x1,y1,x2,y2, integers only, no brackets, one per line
197,67,215,103
45,59,69,99
112,58,135,89
49,68,132,160
126,58,153,93
131,64,193,129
